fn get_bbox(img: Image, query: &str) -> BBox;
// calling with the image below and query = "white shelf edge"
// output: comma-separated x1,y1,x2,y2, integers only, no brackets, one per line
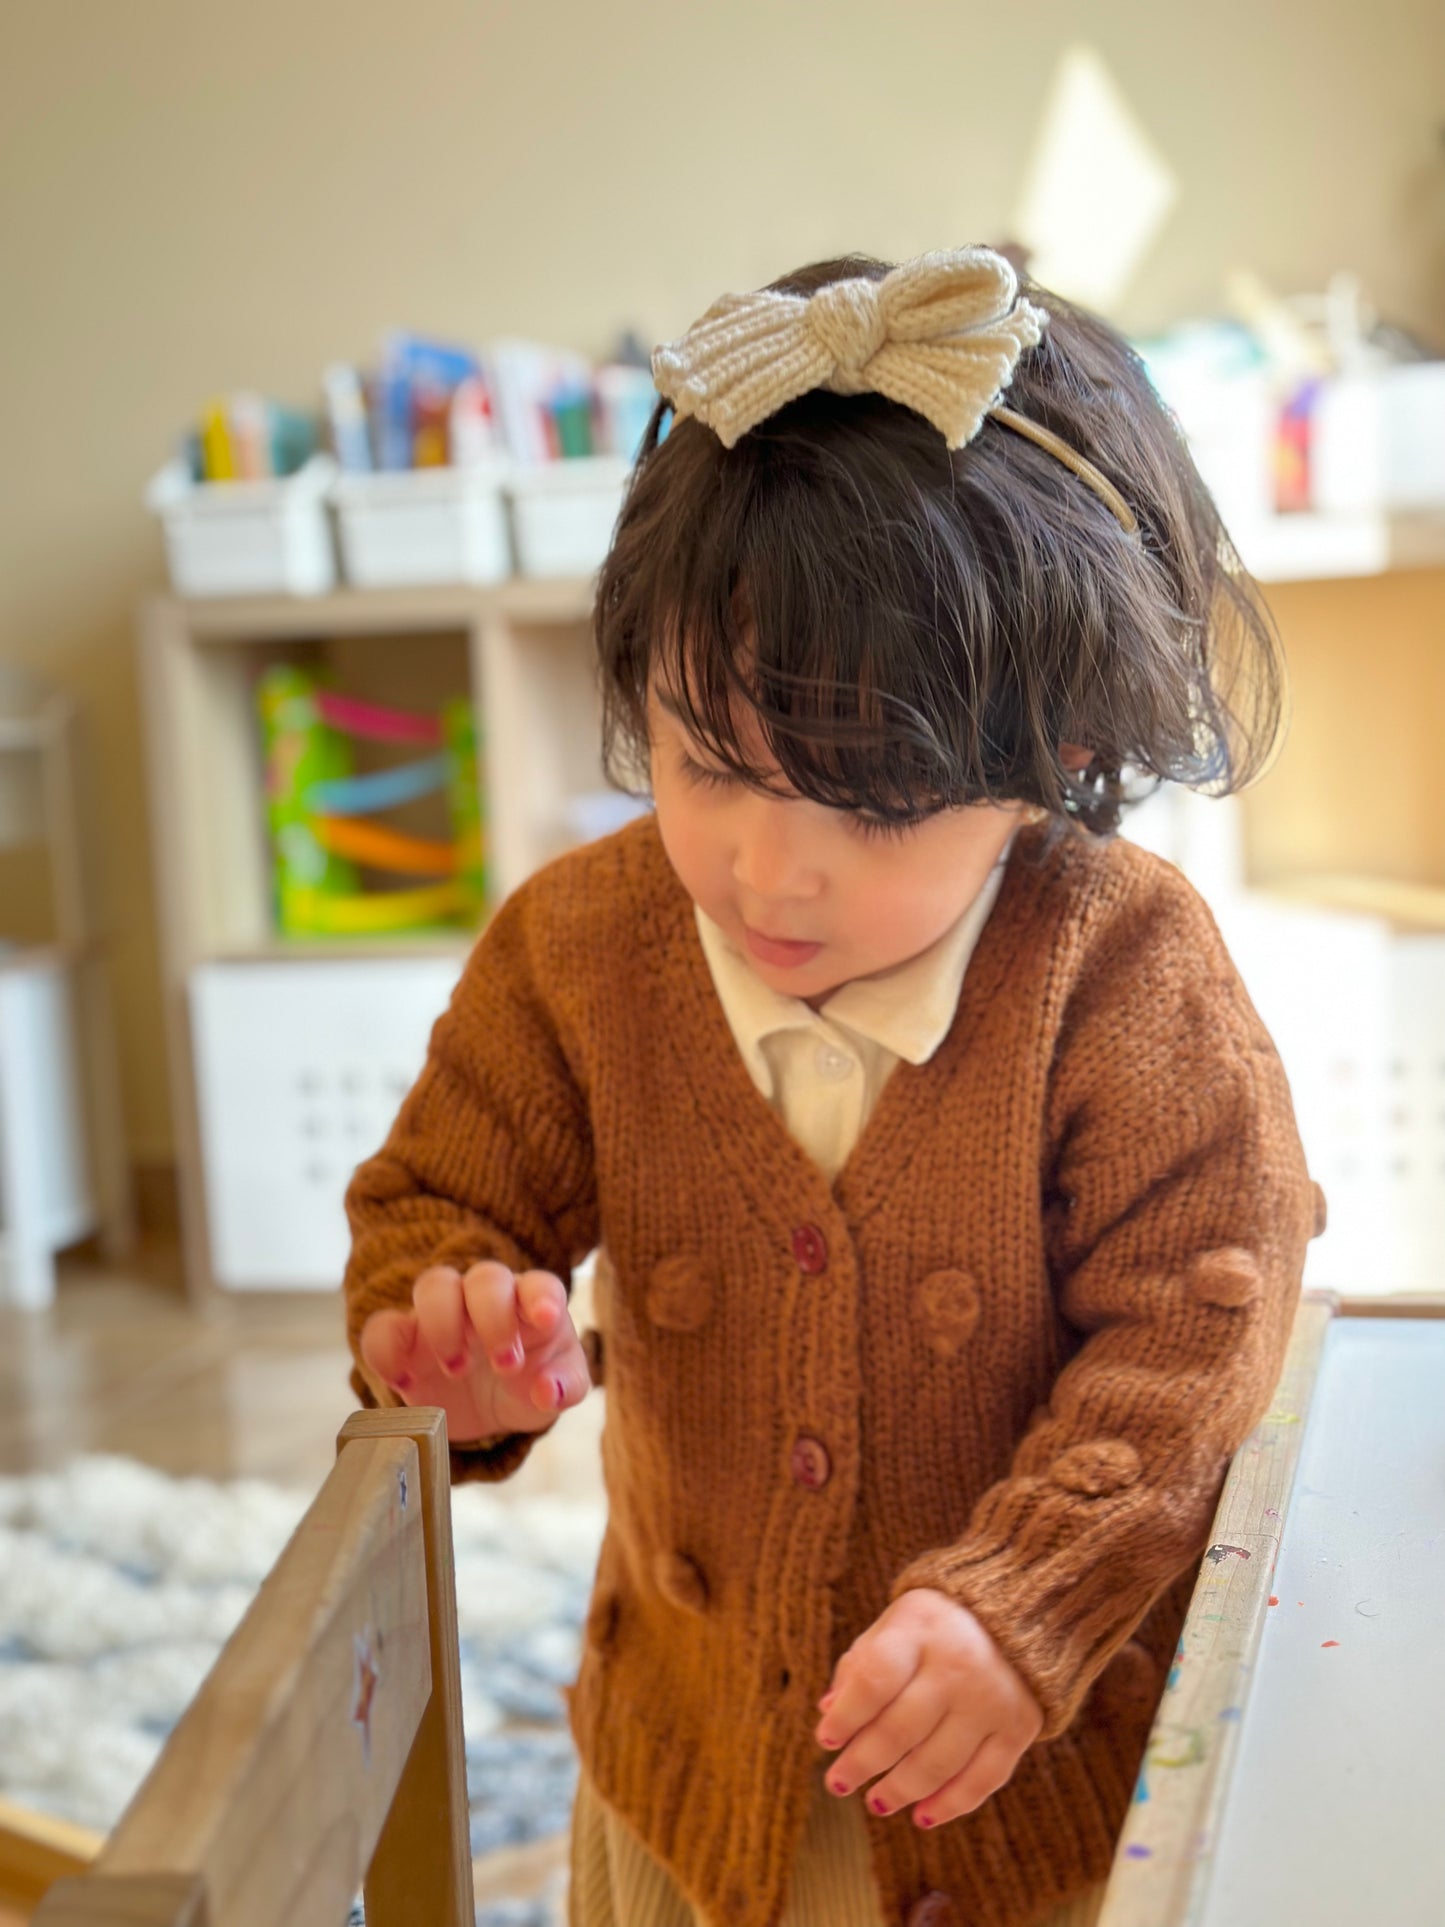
155,575,598,641
197,932,482,966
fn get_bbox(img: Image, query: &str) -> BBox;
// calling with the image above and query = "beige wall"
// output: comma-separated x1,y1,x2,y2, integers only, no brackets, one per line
1,0,1442,1161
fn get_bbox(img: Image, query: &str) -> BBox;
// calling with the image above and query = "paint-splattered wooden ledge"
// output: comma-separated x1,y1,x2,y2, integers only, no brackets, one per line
1097,1290,1445,1927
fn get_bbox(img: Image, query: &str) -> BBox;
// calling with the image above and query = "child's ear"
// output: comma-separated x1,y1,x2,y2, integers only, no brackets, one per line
1059,742,1093,773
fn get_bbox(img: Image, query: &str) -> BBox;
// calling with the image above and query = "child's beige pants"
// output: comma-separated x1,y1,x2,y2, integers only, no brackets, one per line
568,1757,1107,1926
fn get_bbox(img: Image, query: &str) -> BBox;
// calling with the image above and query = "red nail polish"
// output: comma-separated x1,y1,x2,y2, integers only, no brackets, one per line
445,1353,467,1374
917,1813,935,1829
829,1779,849,1796
869,1795,890,1815
554,1376,566,1406
393,1371,413,1393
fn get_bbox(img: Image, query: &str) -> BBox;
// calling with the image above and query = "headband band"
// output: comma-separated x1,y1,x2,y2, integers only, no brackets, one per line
651,246,1138,536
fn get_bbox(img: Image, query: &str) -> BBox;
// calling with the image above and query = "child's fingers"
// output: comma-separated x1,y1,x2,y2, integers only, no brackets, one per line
820,1679,957,1813
523,1330,591,1416
515,1269,569,1341
359,1307,420,1394
460,1260,530,1369
818,1629,918,1751
412,1267,473,1378
909,1734,1024,1819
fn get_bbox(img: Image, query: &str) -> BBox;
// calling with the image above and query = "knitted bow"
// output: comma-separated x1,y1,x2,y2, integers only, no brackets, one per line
651,247,1049,452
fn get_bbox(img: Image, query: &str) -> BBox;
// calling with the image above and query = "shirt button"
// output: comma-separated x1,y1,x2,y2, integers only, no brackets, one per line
815,1043,854,1081
790,1435,832,1489
790,1224,828,1274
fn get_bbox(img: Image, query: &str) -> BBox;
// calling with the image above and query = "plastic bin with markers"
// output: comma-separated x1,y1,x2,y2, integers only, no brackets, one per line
145,331,660,595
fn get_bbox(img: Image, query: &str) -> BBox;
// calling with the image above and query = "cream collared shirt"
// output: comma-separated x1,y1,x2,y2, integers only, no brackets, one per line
695,842,1013,1183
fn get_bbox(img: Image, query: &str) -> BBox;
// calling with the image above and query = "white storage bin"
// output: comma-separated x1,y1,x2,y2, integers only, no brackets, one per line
1312,363,1445,514
507,455,631,578
0,949,94,1308
333,461,513,587
145,454,338,597
189,956,464,1289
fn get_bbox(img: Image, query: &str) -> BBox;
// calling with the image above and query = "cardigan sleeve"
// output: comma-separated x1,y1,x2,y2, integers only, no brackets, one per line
342,876,599,1485
887,861,1318,1738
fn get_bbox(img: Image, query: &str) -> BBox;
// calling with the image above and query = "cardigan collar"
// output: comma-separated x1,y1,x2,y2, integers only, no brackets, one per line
635,815,1063,1221
692,841,1015,1096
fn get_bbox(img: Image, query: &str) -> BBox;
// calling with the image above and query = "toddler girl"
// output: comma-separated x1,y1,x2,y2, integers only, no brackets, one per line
344,246,1320,1927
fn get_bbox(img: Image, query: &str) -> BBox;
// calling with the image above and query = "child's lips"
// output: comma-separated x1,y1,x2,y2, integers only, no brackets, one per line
744,926,824,969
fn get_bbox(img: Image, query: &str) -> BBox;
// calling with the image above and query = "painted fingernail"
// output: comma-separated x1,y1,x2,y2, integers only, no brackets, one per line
392,1371,413,1393
869,1795,890,1815
554,1376,566,1407
444,1353,468,1375
492,1347,517,1371
916,1813,935,1829
818,1732,838,1749
829,1779,850,1796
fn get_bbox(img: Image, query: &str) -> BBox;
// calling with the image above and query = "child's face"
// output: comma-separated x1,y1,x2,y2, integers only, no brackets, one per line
647,683,1023,1002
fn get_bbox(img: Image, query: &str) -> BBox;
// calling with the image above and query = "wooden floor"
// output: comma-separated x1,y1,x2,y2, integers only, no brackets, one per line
0,1233,606,1919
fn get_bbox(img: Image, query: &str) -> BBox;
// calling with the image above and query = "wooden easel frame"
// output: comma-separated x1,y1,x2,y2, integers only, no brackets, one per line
1097,1289,1445,1926
28,1409,471,1927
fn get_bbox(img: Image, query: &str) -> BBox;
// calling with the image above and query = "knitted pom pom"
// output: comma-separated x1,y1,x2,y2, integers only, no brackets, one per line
645,1256,715,1331
653,1549,710,1615
1188,1247,1261,1309
586,1584,622,1652
919,1269,983,1356
1051,1439,1143,1497
1089,1639,1161,1722
1310,1181,1328,1239
580,1326,605,1387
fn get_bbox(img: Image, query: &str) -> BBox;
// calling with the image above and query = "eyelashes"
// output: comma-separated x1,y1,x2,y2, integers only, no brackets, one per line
675,751,919,842
677,752,735,793
849,813,917,843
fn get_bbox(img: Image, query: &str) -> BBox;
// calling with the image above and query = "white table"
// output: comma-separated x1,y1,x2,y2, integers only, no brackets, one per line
1102,1295,1445,1927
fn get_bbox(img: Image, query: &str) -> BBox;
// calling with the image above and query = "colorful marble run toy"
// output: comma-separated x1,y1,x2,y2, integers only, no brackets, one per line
258,665,484,936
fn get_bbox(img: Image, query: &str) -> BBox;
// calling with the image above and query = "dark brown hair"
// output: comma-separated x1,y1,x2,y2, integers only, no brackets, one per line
595,251,1284,837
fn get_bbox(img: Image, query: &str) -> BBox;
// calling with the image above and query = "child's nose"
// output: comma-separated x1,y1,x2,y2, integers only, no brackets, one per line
732,797,822,902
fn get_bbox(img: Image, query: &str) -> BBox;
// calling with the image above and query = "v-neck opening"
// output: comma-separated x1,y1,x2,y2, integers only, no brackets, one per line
636,819,1054,1227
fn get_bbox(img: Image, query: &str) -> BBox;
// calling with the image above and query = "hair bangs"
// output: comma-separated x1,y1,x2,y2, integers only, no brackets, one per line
596,250,1284,839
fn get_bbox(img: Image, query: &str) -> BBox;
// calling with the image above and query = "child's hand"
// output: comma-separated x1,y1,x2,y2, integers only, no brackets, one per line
814,1589,1043,1829
358,1261,591,1445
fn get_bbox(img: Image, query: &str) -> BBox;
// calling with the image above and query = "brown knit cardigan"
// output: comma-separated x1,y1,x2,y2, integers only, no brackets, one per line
342,814,1319,1927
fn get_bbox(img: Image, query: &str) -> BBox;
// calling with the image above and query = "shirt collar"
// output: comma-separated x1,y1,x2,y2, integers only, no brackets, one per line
694,833,1016,1084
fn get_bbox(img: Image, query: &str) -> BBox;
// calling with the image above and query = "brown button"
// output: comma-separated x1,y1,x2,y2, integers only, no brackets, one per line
907,1893,958,1927
790,1435,832,1490
791,1224,828,1274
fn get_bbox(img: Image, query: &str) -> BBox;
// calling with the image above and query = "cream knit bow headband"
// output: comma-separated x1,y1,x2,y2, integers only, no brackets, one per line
651,246,1138,535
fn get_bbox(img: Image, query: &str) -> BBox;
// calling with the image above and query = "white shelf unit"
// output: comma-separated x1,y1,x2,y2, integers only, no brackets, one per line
0,692,134,1306
137,580,609,1302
